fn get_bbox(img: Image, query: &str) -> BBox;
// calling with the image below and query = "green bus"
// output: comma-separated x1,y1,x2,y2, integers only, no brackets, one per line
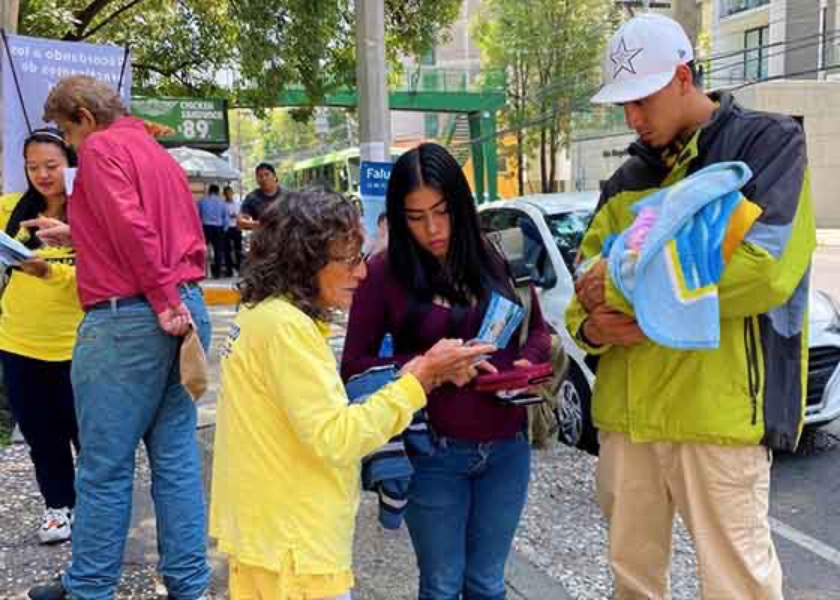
288,147,405,200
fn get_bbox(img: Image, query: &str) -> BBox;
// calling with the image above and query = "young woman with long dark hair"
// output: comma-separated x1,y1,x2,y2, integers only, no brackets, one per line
0,128,82,544
341,143,552,599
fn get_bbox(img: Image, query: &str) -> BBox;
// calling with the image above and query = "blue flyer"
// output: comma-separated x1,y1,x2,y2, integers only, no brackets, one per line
475,292,525,349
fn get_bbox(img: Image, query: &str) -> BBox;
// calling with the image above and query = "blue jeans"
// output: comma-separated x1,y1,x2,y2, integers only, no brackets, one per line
405,434,531,600
63,286,211,600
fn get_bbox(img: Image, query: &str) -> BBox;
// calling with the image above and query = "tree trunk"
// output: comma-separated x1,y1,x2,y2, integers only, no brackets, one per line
516,130,525,197
549,119,559,192
511,55,529,198
539,125,548,193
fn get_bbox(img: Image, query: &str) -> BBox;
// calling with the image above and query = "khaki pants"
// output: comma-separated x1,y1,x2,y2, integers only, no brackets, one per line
597,432,783,600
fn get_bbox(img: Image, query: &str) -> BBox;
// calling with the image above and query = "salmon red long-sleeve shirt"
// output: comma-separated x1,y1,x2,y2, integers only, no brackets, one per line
69,116,205,312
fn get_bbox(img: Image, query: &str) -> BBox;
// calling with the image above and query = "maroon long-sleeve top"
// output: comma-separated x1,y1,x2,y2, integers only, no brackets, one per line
341,255,552,442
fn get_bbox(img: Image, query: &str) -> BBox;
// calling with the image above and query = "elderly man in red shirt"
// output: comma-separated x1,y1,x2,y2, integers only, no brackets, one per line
27,75,211,600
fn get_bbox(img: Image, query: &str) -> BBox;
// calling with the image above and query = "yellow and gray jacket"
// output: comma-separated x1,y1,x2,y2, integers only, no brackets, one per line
566,92,816,451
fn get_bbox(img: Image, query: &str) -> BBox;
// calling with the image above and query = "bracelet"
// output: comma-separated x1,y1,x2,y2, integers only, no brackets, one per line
577,318,603,349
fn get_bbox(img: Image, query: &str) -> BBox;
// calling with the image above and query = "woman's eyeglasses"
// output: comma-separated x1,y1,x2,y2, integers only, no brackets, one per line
331,251,365,270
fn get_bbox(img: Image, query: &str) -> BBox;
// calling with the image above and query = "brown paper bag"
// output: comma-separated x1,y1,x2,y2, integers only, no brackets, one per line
180,325,209,402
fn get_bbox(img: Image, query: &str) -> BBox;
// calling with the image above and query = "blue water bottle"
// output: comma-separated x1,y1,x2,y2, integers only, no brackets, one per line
378,333,394,359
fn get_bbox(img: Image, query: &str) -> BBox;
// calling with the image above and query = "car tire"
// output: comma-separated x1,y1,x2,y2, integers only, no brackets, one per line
557,360,599,455
794,424,832,456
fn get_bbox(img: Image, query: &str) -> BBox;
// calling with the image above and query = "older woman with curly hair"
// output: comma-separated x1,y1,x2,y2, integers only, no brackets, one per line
209,189,495,600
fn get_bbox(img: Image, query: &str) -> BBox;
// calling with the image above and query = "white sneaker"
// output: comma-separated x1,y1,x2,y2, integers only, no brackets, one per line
37,507,72,545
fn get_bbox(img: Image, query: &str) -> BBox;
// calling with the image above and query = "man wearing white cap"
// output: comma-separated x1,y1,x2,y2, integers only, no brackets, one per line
567,13,816,599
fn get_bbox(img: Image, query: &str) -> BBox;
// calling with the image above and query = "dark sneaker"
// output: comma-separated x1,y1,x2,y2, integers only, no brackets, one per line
28,577,68,600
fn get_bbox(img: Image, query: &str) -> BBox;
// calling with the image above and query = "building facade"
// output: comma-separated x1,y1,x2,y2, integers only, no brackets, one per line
707,0,840,87
571,0,840,225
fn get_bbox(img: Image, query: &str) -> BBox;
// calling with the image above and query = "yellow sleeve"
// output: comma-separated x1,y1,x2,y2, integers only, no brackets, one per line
718,121,816,317
565,202,624,355
267,318,426,467
0,193,23,231
719,184,816,318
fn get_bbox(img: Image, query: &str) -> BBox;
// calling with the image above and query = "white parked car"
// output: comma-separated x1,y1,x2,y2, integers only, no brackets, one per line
479,193,840,450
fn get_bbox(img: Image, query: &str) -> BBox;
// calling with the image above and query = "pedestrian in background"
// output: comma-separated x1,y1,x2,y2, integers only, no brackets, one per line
567,14,815,598
238,162,281,230
223,184,243,276
197,183,228,279
342,143,551,600
0,128,82,545
27,74,212,600
210,189,494,600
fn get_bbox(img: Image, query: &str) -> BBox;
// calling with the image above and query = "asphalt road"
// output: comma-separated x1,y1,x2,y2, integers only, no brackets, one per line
772,422,840,599
773,243,840,599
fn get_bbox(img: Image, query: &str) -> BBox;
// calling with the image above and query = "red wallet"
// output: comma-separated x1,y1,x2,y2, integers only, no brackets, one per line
473,362,553,392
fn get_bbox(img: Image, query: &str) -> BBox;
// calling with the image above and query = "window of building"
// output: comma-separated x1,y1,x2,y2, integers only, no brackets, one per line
744,25,769,81
723,0,770,18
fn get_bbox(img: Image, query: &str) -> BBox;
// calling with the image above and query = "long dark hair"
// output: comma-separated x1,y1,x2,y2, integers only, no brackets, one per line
6,128,76,250
386,143,509,306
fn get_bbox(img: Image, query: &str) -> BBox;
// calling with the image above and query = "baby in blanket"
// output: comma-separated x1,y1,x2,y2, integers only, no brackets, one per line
576,161,761,350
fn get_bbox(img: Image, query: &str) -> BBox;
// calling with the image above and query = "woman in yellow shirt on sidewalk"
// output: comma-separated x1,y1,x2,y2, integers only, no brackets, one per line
210,189,495,600
0,128,83,545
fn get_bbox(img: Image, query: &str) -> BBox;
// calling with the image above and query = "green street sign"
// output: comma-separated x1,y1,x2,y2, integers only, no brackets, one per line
131,96,229,149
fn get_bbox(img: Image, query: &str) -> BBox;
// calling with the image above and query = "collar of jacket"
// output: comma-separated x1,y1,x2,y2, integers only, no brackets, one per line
627,91,737,175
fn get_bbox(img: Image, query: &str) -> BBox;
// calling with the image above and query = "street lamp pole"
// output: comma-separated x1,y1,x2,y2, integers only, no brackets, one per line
355,0,391,164
0,0,18,32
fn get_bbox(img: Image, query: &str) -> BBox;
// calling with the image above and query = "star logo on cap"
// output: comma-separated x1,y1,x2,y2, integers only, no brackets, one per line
610,37,644,79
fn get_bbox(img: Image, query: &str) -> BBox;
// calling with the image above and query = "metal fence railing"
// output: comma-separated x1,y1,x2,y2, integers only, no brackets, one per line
281,68,506,97
392,68,506,94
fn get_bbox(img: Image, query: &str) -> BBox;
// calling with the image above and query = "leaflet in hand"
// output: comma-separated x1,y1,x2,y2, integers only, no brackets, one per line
474,291,525,350
0,229,34,266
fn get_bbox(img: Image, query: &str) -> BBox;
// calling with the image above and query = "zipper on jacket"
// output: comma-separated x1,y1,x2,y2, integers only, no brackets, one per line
744,317,760,425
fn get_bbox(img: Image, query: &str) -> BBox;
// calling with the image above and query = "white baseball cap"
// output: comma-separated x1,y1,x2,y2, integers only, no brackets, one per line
591,14,694,104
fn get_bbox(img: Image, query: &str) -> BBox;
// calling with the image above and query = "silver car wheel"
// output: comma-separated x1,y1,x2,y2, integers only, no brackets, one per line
558,379,584,445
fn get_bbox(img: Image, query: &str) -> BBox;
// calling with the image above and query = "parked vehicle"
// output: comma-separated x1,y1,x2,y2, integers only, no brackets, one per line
479,193,840,449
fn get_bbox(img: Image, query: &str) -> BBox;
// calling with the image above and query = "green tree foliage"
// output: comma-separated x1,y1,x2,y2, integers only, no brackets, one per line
18,0,461,109
19,0,235,96
473,1,534,196
230,106,354,189
474,0,616,193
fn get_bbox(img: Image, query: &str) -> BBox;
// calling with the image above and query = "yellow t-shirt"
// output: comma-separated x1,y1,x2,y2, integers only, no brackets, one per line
0,193,19,226
0,193,83,362
209,297,425,576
